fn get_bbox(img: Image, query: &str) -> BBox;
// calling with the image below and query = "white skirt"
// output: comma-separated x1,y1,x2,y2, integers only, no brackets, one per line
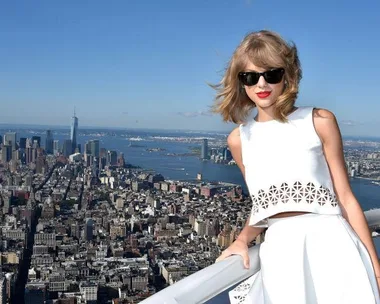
229,213,380,304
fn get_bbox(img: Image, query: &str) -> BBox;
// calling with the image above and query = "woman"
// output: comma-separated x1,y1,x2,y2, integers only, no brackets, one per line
213,30,380,303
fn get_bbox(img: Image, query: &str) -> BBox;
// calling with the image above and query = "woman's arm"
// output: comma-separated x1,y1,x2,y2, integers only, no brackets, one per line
227,127,265,245
314,108,380,279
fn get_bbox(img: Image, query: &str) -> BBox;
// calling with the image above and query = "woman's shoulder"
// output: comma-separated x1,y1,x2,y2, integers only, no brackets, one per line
312,107,336,120
227,127,241,149
312,107,339,142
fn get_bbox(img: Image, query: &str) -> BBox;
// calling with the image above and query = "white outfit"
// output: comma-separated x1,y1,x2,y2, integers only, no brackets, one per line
229,107,380,303
239,106,341,227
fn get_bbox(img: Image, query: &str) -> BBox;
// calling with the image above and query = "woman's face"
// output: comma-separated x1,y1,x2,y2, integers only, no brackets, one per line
242,61,285,109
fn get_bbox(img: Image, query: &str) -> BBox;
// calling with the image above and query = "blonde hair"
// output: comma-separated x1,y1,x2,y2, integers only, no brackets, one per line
212,30,302,123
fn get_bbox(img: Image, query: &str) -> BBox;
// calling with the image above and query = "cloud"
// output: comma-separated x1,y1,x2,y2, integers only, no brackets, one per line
340,120,361,126
177,110,213,118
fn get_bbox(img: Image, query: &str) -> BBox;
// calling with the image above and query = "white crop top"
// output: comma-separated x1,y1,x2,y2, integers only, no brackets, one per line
239,106,342,227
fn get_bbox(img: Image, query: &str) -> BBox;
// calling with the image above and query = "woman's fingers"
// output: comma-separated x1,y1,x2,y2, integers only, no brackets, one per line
215,249,250,269
241,251,250,269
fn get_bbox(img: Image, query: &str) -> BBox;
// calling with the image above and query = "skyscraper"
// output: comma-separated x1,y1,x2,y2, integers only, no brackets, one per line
89,140,100,158
1,144,12,163
201,138,209,160
107,150,118,166
85,218,94,241
31,136,41,148
19,137,27,150
3,132,16,150
53,140,60,155
70,109,78,154
62,139,72,157
45,130,54,154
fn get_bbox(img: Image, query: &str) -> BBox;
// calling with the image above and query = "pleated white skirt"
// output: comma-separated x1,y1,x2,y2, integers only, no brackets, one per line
229,213,380,304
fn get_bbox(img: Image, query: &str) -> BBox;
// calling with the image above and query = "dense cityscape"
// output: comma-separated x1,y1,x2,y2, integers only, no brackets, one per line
0,112,379,304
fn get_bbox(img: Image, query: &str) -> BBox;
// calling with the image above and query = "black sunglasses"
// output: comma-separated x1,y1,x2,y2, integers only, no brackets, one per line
238,68,285,86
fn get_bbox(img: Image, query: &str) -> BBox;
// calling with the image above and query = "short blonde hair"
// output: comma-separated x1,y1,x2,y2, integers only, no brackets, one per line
212,30,302,123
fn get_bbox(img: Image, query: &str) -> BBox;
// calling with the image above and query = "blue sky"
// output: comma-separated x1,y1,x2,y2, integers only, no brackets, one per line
0,0,379,136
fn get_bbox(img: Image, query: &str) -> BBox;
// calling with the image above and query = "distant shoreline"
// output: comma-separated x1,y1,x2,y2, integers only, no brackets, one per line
352,176,380,182
1,123,380,140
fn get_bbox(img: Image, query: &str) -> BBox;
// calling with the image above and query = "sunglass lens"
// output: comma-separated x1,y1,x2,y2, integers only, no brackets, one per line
265,69,284,84
243,73,259,86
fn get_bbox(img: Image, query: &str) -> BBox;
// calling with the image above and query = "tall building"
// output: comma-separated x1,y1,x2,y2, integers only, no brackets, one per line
53,140,60,155
3,132,16,150
31,136,41,148
117,152,126,167
19,137,27,149
1,144,12,163
223,147,232,161
62,139,72,157
107,150,117,166
70,109,79,154
88,140,100,158
25,146,33,165
45,130,54,154
85,218,94,241
84,142,91,154
35,148,47,174
201,138,208,160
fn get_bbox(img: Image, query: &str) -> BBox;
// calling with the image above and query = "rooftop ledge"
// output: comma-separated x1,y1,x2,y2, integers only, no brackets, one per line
140,210,380,304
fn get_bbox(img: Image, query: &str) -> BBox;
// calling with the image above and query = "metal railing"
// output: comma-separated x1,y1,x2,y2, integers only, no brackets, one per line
141,245,260,304
140,210,379,304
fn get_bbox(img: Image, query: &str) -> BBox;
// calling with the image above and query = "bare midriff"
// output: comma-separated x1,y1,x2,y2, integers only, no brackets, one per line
269,211,311,219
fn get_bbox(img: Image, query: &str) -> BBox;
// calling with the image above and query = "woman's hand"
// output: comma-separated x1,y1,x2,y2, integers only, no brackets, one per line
215,239,250,269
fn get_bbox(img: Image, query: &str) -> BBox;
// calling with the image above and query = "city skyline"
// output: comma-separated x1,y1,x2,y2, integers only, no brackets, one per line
0,1,380,136
70,108,79,153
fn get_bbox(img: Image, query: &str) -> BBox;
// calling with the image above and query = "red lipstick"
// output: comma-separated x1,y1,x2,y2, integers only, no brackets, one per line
256,91,271,98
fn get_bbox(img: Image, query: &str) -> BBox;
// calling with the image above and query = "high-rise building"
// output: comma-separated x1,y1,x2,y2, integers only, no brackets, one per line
25,147,33,165
53,140,60,155
70,109,78,154
107,150,118,166
223,147,232,161
201,138,208,160
45,130,54,154
35,148,47,174
117,152,126,167
100,148,107,158
84,142,91,154
85,218,94,241
19,137,27,150
3,132,17,150
62,139,72,157
1,144,12,163
89,140,100,158
99,157,106,170
31,136,41,148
